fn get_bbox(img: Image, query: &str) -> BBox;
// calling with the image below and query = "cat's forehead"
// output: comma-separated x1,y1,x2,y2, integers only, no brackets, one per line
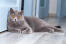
10,8,23,15
11,10,20,15
14,10,18,14
15,10,18,13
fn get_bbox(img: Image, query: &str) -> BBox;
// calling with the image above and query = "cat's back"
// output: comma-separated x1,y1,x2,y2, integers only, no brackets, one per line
24,16,40,24
24,16,49,27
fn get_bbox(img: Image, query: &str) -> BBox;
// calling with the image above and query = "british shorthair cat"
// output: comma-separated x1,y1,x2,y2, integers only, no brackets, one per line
7,8,63,34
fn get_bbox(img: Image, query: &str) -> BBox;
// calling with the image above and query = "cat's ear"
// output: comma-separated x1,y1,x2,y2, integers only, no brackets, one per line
10,8,14,13
19,10,24,15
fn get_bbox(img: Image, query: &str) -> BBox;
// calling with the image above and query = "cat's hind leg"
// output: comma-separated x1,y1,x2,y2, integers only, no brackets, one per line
48,26,64,32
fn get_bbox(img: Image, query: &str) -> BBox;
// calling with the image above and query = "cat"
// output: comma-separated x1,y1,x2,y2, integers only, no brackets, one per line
7,8,63,34
7,8,32,34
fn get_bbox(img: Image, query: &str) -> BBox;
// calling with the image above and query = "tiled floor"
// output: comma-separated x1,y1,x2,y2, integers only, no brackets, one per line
44,16,66,44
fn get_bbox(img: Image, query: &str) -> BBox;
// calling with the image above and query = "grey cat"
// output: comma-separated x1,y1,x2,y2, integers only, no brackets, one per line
7,8,63,34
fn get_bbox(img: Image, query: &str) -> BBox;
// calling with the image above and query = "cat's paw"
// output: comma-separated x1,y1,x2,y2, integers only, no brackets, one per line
29,30,33,34
16,29,22,33
26,29,33,34
49,28,54,33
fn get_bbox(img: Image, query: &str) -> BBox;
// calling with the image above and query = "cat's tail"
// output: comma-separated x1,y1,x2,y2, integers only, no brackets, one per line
55,26,61,28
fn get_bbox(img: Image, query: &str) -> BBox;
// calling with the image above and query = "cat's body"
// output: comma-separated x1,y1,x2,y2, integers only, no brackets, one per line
24,16,63,32
7,8,63,34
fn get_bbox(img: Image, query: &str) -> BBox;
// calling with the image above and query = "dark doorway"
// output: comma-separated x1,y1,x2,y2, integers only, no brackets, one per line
21,0,24,10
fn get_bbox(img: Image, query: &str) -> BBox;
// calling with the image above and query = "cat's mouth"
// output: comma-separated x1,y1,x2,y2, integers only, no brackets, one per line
12,20,18,23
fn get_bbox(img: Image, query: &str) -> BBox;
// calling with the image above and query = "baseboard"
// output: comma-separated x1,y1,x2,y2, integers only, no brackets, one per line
49,13,56,17
40,16,49,19
0,30,8,33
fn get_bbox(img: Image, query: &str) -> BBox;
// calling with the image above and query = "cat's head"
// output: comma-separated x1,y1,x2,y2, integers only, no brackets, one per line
9,8,24,23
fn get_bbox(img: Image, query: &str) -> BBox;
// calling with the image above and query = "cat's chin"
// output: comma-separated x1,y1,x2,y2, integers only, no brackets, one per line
12,21,18,24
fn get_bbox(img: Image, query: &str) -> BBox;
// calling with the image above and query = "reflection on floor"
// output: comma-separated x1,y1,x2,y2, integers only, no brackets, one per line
44,16,66,44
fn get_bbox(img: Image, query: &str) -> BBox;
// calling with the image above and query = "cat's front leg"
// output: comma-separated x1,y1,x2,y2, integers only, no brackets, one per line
48,28,54,33
16,29,22,34
28,27,33,34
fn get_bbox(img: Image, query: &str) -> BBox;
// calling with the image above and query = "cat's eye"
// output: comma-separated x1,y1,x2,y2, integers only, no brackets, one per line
11,15,15,18
17,16,20,19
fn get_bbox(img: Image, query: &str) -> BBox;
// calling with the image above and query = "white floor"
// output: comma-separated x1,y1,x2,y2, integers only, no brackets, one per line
0,32,64,44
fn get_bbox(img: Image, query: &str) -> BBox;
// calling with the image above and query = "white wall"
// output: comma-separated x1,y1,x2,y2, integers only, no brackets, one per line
24,0,33,16
33,0,36,16
36,0,40,17
49,0,57,14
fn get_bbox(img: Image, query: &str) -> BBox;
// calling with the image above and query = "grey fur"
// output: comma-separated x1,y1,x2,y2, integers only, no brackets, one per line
7,8,63,34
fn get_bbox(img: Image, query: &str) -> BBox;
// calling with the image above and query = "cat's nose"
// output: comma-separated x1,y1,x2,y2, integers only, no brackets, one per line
15,19,16,22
